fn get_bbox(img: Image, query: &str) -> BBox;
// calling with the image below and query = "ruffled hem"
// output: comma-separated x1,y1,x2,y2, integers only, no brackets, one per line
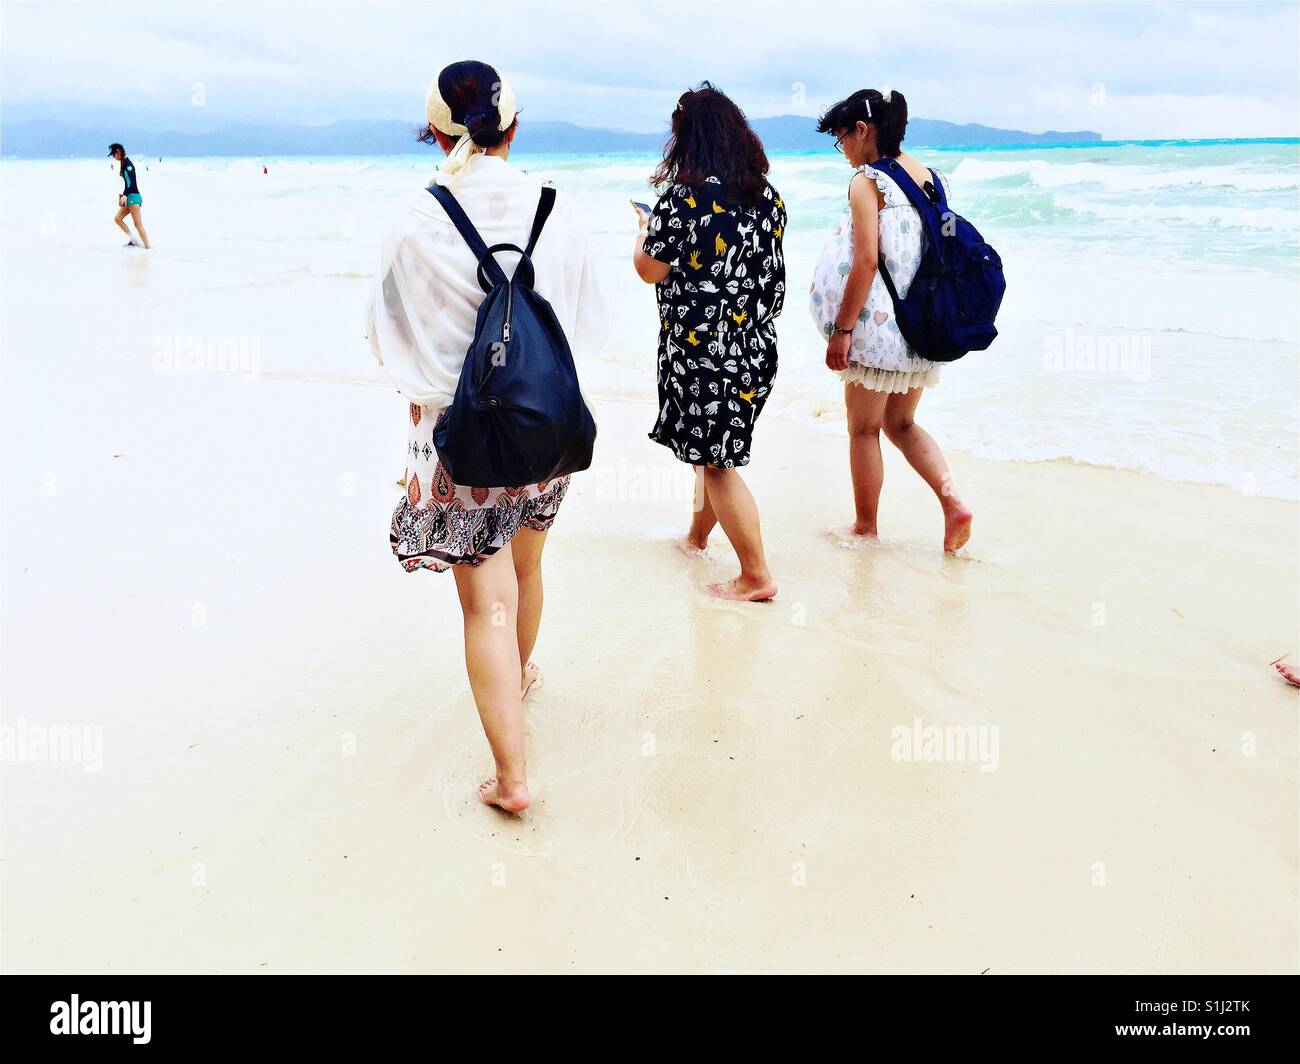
837,363,941,394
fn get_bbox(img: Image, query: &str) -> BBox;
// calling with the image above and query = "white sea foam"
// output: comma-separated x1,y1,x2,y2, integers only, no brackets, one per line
1052,193,1299,231
2,140,1296,500
953,156,1300,193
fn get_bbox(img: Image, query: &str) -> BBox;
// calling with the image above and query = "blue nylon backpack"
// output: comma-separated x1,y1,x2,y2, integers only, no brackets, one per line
426,182,596,488
869,157,1005,362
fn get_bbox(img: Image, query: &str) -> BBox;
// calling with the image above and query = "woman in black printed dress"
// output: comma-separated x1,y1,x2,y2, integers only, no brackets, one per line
633,83,786,601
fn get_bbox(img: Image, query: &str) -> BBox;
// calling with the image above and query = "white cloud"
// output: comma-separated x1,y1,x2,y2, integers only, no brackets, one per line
2,0,1296,137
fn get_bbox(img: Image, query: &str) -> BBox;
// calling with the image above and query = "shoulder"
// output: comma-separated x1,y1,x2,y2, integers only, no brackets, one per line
539,184,586,239
398,185,444,222
850,165,888,203
380,187,448,250
654,182,697,206
852,163,886,187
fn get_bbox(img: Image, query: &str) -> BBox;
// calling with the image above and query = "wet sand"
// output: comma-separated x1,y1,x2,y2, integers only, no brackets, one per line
3,354,1296,972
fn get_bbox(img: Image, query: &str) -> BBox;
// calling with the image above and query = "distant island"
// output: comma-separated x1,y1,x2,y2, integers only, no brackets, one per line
0,115,1102,159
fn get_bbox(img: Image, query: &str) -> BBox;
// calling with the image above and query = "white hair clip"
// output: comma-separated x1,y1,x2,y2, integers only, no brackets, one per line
881,87,894,103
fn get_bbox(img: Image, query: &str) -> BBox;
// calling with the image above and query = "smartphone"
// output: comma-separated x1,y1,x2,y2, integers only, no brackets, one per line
630,199,651,213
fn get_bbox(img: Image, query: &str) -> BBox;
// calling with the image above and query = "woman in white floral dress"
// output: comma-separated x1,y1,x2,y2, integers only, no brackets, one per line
811,89,972,553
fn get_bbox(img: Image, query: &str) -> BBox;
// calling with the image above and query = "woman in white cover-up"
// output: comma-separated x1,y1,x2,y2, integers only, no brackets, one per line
810,88,972,553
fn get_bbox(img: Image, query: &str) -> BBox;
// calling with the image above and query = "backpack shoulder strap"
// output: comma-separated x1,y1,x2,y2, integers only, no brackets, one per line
927,168,949,211
524,186,557,258
869,158,934,216
426,182,508,287
870,158,948,266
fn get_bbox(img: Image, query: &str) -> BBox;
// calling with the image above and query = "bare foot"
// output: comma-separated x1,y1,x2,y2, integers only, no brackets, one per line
944,506,973,553
521,660,542,700
824,524,879,548
674,535,709,559
478,776,531,813
707,576,778,602
1275,661,1300,687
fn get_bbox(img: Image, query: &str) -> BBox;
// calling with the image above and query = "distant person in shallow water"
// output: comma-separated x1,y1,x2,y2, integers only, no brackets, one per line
108,143,150,249
633,83,786,601
810,89,972,553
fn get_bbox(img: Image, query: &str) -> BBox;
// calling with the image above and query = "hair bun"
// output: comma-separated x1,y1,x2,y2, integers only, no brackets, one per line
463,105,499,145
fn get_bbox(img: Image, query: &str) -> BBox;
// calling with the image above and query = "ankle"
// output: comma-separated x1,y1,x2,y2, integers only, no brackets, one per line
495,766,528,792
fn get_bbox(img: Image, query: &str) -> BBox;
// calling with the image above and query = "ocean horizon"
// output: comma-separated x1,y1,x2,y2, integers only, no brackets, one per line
6,134,1298,162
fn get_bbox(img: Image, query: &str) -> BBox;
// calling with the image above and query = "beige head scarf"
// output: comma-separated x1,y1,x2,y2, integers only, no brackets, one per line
425,70,518,181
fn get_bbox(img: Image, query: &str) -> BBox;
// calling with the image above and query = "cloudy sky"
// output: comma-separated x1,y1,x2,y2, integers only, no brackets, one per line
3,0,1297,138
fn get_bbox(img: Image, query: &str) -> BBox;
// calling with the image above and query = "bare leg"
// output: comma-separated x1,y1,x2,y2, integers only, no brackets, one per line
701,465,777,601
510,525,548,696
452,544,530,812
883,387,972,552
114,206,132,239
678,467,717,556
843,382,889,539
128,204,151,249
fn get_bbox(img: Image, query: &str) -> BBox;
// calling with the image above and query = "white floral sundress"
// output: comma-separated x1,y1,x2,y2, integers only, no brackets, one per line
809,163,951,393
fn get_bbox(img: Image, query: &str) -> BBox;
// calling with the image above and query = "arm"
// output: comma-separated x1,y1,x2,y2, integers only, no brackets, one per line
632,205,670,284
825,171,880,371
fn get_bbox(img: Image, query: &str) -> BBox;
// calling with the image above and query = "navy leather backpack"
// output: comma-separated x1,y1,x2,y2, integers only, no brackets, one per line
426,182,596,488
870,157,1005,362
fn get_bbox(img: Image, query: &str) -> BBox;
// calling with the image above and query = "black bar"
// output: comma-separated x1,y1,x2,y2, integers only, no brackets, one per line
1,974,1293,1051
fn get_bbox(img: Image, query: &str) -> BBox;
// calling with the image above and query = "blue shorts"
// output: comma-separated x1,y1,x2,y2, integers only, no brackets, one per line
125,193,142,206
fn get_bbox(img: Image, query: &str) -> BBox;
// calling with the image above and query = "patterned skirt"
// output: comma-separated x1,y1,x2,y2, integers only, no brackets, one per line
390,403,570,572
647,324,778,468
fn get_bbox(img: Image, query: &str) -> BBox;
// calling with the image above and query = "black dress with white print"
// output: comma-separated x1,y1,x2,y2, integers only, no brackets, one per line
642,177,786,467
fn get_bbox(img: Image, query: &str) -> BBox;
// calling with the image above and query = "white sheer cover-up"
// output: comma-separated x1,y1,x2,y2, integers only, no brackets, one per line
809,164,952,393
366,152,609,410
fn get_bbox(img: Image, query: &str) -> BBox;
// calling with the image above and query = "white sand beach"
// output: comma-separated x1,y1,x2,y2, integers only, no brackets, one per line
1,154,1297,973
3,377,1297,972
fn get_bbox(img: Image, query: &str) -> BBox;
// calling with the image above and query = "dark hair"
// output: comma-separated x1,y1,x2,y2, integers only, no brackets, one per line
417,59,518,148
816,89,909,157
650,82,770,207
107,142,124,157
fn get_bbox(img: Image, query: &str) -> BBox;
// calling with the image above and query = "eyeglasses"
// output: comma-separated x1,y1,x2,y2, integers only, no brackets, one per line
833,132,849,154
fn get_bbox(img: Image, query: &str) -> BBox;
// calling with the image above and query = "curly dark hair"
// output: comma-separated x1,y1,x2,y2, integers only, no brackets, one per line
650,82,770,207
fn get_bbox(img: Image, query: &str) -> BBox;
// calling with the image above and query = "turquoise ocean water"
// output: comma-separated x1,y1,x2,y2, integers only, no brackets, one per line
3,138,1297,497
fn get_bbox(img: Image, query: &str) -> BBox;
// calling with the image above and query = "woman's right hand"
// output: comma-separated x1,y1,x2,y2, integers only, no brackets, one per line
118,195,126,207
825,330,852,372
632,204,650,232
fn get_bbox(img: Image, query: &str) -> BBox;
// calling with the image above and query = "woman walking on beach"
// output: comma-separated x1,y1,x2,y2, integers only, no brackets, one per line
367,61,607,813
633,83,786,601
108,143,150,249
810,89,972,552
